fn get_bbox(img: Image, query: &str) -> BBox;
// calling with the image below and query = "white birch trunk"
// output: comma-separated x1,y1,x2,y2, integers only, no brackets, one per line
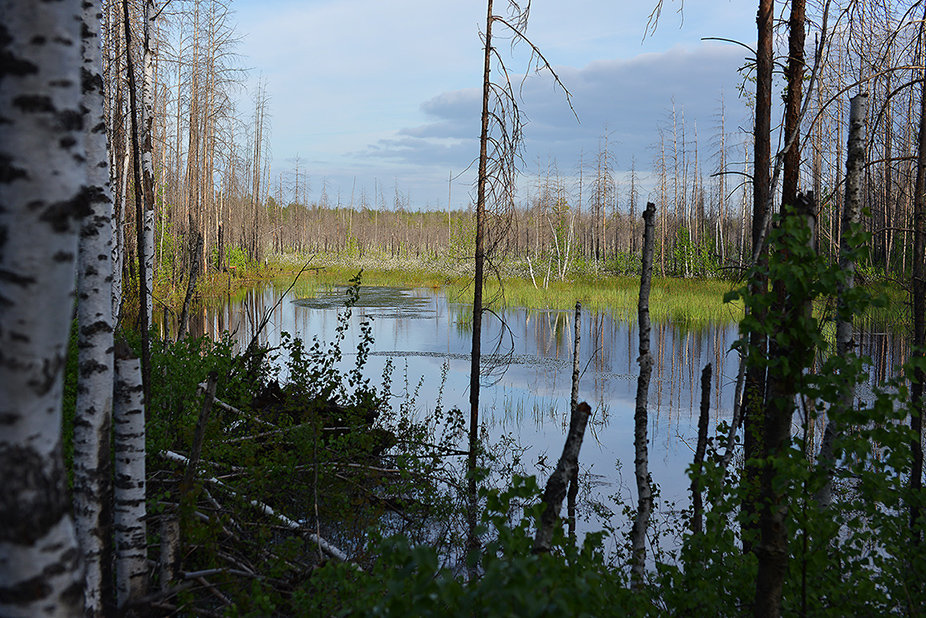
73,2,116,614
142,0,156,325
112,144,129,325
816,93,868,508
0,2,87,615
114,346,147,608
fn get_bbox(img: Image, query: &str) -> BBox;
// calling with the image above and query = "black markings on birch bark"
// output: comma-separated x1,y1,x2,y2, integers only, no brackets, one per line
630,201,656,587
113,343,147,608
816,93,868,509
0,0,87,613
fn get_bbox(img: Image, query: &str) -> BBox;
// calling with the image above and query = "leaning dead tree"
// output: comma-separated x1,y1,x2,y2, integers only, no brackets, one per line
534,303,588,553
630,202,657,587
467,0,572,562
533,402,591,554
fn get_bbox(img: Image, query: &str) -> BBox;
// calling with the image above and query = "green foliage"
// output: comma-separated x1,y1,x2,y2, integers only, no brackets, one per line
301,476,642,617
225,244,251,271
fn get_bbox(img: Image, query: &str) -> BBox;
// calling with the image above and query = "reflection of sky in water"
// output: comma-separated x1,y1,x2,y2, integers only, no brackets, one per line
185,283,908,537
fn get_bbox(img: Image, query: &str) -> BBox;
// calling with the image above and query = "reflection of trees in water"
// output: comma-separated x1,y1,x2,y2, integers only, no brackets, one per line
177,286,908,440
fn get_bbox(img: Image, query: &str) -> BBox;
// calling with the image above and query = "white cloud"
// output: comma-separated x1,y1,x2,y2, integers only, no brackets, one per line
231,0,757,207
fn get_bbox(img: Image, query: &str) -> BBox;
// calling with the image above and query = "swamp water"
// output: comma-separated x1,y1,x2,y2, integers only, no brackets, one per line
174,282,909,539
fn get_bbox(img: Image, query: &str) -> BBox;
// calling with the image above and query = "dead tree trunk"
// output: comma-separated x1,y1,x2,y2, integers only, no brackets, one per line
691,363,712,535
122,0,152,410
630,202,657,586
816,92,868,508
467,0,494,564
177,231,204,340
910,27,926,544
534,402,591,554
568,302,582,540
742,0,775,554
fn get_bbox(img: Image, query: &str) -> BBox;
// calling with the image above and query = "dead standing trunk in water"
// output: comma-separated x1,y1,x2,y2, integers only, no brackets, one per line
568,302,582,540
467,0,494,565
630,202,657,587
178,230,204,340
691,363,712,535
534,401,591,554
816,92,868,509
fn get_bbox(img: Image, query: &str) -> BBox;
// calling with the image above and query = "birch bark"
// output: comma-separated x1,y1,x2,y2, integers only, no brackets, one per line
630,202,657,586
113,343,147,608
142,0,156,325
73,1,116,614
816,93,868,508
0,1,88,614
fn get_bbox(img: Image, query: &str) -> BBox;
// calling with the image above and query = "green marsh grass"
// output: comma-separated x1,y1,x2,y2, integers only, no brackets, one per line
192,250,908,330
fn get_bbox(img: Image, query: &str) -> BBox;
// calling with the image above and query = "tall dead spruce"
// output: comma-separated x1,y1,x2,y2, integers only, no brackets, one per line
467,0,571,563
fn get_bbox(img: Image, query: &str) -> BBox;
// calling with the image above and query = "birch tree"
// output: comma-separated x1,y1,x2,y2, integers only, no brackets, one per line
113,343,148,608
0,0,88,614
630,202,656,586
73,1,116,614
142,0,157,325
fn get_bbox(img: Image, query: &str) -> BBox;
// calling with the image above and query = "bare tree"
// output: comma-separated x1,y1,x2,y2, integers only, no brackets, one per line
630,202,657,586
816,92,868,509
467,0,571,564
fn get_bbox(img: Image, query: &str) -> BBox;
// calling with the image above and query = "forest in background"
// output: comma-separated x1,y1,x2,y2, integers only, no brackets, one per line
103,0,926,298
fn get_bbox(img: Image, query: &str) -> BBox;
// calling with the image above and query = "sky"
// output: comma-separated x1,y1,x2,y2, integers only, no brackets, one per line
232,0,760,210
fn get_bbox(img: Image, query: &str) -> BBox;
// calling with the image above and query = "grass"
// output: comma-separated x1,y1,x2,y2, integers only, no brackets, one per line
178,248,908,330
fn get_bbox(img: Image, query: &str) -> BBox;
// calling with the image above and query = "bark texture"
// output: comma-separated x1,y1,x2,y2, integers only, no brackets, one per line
630,202,657,586
114,344,148,608
743,0,774,554
816,93,868,508
0,1,88,614
534,401,591,554
73,1,116,614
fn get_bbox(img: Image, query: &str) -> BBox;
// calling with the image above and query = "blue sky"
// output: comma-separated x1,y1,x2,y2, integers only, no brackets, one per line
232,0,759,209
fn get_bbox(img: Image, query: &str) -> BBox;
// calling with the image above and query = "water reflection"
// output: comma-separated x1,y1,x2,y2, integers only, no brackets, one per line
168,283,907,530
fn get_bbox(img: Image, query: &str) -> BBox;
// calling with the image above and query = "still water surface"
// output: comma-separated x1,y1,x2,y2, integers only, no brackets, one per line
175,282,908,533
